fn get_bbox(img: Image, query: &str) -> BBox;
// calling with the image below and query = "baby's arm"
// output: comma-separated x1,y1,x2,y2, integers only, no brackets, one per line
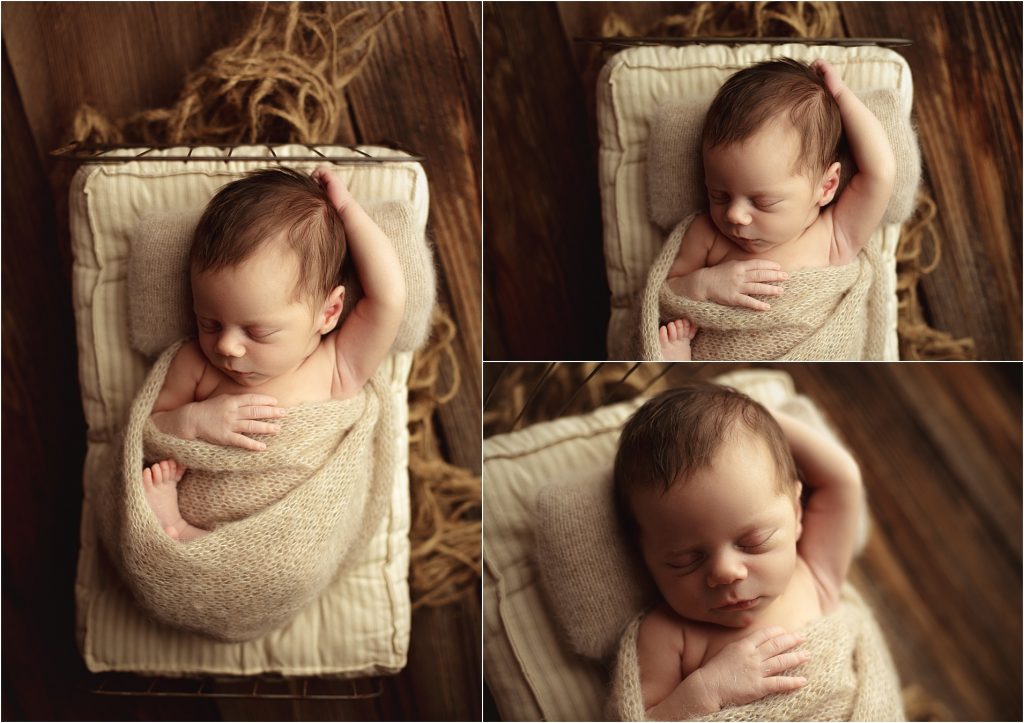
666,214,788,311
312,167,406,391
150,341,286,452
813,60,896,265
638,609,808,719
774,408,863,609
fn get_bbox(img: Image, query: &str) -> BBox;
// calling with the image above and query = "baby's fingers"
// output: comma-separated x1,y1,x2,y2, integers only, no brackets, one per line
761,675,808,695
745,268,789,283
742,282,784,297
227,433,268,452
757,630,807,656
763,649,811,676
736,295,773,312
239,400,288,420
238,419,282,436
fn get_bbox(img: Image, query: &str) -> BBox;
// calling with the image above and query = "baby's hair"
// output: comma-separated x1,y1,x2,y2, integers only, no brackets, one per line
190,167,347,306
613,383,798,540
702,58,846,182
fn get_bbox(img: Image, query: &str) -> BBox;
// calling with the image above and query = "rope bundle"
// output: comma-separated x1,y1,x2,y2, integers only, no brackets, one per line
73,3,398,145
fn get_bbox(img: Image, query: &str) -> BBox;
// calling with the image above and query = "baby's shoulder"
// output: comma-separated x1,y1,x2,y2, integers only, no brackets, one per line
637,602,688,654
794,552,839,616
680,212,718,249
166,339,208,380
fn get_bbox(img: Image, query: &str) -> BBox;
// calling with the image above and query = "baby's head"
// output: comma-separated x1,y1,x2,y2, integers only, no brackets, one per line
701,58,846,253
189,168,347,386
614,384,802,628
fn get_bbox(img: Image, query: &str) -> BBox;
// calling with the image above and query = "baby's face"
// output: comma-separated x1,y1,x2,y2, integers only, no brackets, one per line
703,118,835,253
191,240,327,387
632,431,800,629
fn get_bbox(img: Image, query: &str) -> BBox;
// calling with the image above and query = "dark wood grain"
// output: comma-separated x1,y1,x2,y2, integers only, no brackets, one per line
483,1,1023,360
482,2,609,361
340,1,483,471
483,362,1022,721
840,2,1022,360
1,3,480,720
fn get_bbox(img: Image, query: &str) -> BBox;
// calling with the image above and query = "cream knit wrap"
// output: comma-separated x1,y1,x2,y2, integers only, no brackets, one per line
98,339,394,641
608,585,905,721
636,214,886,360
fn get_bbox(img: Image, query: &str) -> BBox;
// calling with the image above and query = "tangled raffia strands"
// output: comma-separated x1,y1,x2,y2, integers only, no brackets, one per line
596,0,974,361
895,191,975,360
72,2,401,145
407,308,482,610
600,1,840,40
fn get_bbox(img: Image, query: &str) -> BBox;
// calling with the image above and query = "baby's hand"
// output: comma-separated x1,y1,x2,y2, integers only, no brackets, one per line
696,626,809,710
188,394,287,452
811,59,845,99
701,260,788,311
311,165,355,214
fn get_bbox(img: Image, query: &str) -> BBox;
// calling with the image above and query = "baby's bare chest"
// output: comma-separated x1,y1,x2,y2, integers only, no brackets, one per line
683,566,823,677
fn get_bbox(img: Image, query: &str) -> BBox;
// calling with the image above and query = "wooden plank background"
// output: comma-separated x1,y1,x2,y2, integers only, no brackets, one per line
483,362,1022,721
1,3,481,720
483,1,1023,360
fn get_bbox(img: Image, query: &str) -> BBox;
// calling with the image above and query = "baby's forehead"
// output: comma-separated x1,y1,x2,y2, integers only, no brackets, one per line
703,118,805,180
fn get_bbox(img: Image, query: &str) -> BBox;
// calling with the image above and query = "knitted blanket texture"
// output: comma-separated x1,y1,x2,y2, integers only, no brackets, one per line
636,214,885,360
608,585,905,721
99,339,394,641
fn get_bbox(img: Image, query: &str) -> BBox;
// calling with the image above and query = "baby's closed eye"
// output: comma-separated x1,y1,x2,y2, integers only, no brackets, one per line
738,529,777,550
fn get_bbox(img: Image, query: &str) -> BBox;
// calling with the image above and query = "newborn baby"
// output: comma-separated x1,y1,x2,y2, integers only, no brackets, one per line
142,166,405,542
659,58,896,360
613,384,863,718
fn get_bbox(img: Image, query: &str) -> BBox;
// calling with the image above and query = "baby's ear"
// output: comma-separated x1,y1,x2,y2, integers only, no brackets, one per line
318,285,345,334
819,162,842,205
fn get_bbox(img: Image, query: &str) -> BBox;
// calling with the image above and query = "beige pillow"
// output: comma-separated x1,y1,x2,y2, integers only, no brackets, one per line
128,199,435,357
646,88,920,231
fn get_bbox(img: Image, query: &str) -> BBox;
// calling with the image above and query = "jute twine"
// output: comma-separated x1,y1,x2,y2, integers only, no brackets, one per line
69,1,480,609
73,3,400,145
598,1,974,361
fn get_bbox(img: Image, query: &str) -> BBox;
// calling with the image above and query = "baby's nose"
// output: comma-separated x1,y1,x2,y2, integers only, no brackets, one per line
706,553,747,587
725,202,751,225
216,332,246,358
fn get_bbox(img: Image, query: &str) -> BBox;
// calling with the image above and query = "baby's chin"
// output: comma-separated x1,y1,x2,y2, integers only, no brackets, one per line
670,597,772,628
221,368,268,386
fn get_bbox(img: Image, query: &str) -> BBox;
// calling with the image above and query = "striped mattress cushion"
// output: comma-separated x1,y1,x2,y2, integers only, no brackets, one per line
71,146,421,676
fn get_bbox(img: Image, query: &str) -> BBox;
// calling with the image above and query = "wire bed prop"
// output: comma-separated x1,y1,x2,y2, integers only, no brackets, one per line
51,141,426,165
583,2,974,361
65,143,428,698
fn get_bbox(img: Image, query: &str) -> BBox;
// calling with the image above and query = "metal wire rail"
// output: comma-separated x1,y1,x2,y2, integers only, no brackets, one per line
575,36,912,48
92,672,384,700
50,141,425,165
484,362,716,436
